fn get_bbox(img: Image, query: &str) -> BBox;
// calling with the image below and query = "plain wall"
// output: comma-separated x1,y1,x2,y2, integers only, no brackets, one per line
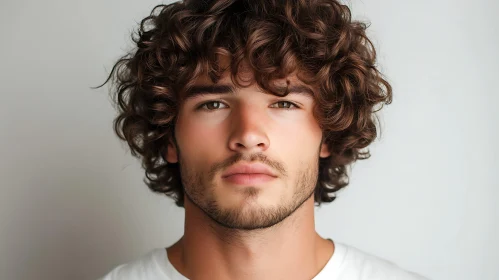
0,0,497,279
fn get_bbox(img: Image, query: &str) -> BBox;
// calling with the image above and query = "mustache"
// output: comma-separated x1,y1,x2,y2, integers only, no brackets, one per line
209,153,287,179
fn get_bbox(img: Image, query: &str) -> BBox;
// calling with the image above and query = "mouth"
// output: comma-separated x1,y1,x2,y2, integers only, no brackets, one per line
222,173,277,185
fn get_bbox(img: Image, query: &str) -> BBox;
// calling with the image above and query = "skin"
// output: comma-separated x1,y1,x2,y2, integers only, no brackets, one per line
165,56,335,280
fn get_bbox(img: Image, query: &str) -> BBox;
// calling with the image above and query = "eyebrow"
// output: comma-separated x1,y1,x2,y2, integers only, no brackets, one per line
183,84,315,100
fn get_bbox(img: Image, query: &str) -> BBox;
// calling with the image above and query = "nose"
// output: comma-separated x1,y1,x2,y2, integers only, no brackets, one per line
228,103,270,153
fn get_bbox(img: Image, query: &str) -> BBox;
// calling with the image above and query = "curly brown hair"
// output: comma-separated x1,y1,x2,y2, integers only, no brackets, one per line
96,0,392,208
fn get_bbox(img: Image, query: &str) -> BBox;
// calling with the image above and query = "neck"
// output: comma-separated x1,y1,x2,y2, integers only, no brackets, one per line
167,196,335,280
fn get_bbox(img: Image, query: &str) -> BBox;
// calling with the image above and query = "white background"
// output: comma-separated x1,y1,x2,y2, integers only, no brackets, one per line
0,0,497,279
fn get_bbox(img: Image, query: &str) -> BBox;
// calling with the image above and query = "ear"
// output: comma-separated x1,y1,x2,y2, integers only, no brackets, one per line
319,140,331,158
165,136,179,163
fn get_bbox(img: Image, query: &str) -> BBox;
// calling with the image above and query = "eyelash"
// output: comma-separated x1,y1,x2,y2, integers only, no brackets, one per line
196,100,300,111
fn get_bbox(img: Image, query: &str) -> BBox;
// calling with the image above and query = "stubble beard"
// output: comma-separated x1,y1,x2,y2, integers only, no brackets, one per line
179,155,319,231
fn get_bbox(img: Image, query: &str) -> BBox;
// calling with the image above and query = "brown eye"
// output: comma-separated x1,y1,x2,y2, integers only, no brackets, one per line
271,101,298,109
198,101,228,110
206,101,221,110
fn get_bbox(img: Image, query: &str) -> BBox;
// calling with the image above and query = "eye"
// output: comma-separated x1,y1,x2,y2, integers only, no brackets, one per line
196,100,299,111
270,101,299,109
197,101,228,111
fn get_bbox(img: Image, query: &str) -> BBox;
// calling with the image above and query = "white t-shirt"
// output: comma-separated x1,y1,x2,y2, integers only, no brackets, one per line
99,241,428,280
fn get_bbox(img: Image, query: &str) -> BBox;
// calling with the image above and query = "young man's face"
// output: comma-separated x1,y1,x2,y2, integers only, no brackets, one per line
166,59,330,230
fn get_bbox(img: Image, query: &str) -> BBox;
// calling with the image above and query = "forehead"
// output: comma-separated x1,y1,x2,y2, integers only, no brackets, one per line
184,70,316,103
189,55,315,91
192,71,308,88
176,53,320,106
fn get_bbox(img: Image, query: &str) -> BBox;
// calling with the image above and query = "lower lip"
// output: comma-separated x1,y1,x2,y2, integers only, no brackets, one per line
223,174,276,185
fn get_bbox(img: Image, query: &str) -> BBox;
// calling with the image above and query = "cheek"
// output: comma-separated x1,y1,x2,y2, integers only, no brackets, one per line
270,116,322,179
176,115,225,162
271,113,322,152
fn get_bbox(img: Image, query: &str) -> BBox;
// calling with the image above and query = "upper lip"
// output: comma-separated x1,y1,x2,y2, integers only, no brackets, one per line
221,163,277,178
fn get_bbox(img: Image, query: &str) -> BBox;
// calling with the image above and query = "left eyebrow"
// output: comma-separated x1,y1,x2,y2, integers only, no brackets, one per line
182,84,315,100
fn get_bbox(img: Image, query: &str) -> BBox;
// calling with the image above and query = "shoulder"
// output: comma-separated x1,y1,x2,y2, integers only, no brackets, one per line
333,242,429,280
98,248,169,280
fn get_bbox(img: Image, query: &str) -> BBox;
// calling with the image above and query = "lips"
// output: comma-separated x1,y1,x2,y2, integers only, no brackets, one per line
221,163,277,178
223,173,276,185
221,163,277,185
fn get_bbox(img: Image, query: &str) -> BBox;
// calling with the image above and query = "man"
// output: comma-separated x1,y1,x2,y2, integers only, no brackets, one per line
98,0,428,279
